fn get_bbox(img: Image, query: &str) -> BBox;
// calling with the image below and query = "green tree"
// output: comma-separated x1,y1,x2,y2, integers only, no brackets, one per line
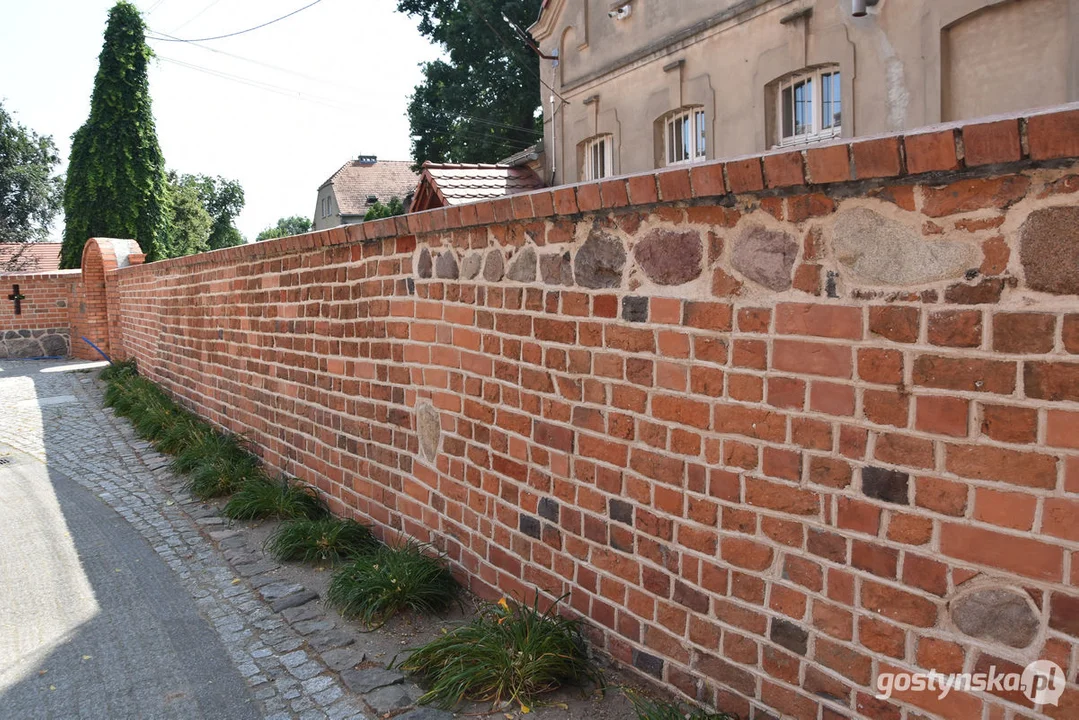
177,173,245,249
0,101,63,244
61,1,169,268
162,171,212,258
397,0,542,166
363,197,405,221
256,215,312,241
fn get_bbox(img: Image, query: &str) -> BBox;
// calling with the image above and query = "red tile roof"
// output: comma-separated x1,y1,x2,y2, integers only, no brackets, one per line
411,163,545,211
0,243,62,273
319,159,419,217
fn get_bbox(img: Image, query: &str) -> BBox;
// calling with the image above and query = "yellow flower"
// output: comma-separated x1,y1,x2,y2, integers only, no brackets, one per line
520,702,530,713
498,597,510,612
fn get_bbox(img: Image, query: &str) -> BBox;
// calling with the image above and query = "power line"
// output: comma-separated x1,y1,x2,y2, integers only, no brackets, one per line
460,0,567,104
147,0,323,42
154,56,537,154
147,29,543,137
170,0,226,33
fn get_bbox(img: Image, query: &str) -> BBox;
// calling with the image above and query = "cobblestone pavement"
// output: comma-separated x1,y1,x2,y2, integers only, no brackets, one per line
0,359,370,720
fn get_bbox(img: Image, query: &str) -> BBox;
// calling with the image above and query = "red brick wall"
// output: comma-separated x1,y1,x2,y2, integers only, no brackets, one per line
0,271,79,333
109,106,1079,719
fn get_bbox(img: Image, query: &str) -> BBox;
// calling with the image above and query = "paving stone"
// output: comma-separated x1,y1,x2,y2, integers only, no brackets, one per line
320,647,366,672
260,582,307,600
281,603,323,624
271,590,319,612
363,684,416,715
308,629,355,652
340,667,404,694
394,707,455,720
293,619,335,636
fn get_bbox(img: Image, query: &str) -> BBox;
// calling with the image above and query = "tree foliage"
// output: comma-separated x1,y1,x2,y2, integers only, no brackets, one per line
61,1,169,268
363,196,405,221
398,0,542,167
177,173,245,249
163,171,212,258
256,215,312,241
0,100,63,243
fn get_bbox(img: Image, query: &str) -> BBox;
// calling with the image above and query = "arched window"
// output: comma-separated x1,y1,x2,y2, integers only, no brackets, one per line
663,107,707,166
775,66,841,147
581,134,614,181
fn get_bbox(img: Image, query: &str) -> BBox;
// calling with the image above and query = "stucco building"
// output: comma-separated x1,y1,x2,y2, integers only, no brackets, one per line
529,0,1079,185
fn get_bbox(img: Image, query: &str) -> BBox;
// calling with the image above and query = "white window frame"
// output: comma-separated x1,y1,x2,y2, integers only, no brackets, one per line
776,67,842,148
583,134,613,181
321,196,332,218
664,107,707,166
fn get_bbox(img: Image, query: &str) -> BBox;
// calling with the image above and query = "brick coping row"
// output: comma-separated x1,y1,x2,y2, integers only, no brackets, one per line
115,103,1079,276
0,269,81,280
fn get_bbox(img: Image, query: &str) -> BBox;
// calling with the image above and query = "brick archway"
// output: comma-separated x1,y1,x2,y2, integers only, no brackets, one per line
70,238,143,360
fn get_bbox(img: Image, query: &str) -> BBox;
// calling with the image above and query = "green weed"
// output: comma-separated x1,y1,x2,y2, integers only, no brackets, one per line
265,517,377,564
400,594,601,712
223,476,327,521
327,542,457,628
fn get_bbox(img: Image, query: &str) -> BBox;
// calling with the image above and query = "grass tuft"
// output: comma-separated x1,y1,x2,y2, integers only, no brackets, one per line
626,691,738,720
327,541,458,628
223,476,327,521
99,358,138,384
400,594,601,712
265,517,377,564
172,430,264,499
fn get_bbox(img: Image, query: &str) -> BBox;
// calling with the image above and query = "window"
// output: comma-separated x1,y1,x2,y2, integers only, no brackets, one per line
665,108,707,166
777,67,841,147
321,196,332,218
583,135,613,181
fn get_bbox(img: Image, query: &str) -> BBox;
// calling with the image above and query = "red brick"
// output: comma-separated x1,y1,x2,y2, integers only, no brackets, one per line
887,513,932,545
875,433,934,469
810,382,855,416
775,303,862,340
652,395,710,430
1047,409,1079,449
904,129,960,174
808,456,852,489
1065,315,1079,354
980,403,1037,444
993,312,1056,354
726,158,764,193
878,661,983,720
974,487,1037,531
863,389,909,428
773,339,852,378
857,347,904,385
762,151,804,188
683,301,732,332
598,179,629,208
626,174,658,204
1027,108,1079,160
657,168,692,201
941,523,1063,581
836,497,881,535
922,175,1030,218
869,305,920,343
812,601,852,640
552,187,578,214
737,306,771,333
927,310,982,348
786,193,835,222
689,163,727,197
963,119,1022,166
913,355,1016,394
915,476,968,516
914,396,969,438
721,536,775,571
767,376,805,409
852,137,902,179
945,444,1057,489
1025,361,1079,402
861,580,938,627
745,477,821,516
1043,497,1079,542
916,637,965,674
805,144,850,184
859,615,905,657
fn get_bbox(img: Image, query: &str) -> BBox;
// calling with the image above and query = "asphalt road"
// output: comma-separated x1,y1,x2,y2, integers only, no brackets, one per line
0,446,260,720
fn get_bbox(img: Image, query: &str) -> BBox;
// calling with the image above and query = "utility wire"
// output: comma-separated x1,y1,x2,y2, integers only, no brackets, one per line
170,0,226,33
148,0,323,42
147,29,543,137
155,56,537,154
460,0,567,104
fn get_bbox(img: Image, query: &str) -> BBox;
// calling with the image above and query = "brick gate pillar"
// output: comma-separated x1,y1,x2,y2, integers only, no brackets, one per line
71,238,143,361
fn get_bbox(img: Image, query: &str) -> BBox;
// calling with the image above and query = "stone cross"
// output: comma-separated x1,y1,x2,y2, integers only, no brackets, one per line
7,284,24,315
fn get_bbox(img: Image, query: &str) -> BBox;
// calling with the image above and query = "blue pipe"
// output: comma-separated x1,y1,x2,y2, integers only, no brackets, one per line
80,336,112,363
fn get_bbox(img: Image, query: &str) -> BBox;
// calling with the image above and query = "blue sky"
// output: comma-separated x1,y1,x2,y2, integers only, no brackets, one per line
0,0,440,241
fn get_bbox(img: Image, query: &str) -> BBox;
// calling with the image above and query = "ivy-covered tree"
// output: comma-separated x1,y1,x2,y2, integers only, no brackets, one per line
0,100,63,243
256,215,312,241
363,197,405,221
61,1,169,268
398,0,542,167
162,171,212,258
177,173,245,249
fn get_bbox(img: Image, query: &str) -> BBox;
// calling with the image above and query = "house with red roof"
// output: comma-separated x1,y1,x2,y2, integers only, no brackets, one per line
0,243,62,274
312,156,419,231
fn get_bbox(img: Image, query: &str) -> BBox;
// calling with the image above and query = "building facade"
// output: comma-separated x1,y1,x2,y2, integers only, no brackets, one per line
530,0,1079,185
